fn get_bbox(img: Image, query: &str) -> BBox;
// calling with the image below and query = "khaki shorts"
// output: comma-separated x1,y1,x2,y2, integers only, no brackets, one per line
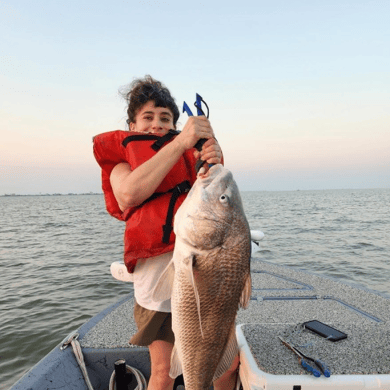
129,302,175,346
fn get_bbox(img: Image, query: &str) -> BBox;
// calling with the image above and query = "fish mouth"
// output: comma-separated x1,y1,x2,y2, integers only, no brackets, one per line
196,164,229,187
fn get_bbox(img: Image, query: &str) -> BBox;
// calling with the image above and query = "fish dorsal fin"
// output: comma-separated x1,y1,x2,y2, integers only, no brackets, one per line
152,258,175,302
240,273,252,309
169,344,183,379
182,254,204,338
212,325,239,382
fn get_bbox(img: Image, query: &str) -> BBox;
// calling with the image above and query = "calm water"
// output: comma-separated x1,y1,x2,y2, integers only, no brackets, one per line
1,190,389,388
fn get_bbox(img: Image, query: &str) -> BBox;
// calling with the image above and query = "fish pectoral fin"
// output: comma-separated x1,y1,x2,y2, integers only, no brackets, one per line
183,255,204,338
152,258,175,302
169,345,182,379
239,273,252,309
213,326,239,382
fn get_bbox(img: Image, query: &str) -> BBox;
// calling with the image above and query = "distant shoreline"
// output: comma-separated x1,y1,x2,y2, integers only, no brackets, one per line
1,193,103,197
2,188,388,197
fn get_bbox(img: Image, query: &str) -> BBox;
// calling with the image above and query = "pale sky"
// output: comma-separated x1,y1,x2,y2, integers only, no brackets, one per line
1,0,389,194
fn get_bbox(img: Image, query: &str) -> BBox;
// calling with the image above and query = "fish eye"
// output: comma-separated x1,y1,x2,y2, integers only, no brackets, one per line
220,194,229,204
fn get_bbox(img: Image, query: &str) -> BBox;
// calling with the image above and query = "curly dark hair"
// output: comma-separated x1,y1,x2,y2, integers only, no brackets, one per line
120,75,180,128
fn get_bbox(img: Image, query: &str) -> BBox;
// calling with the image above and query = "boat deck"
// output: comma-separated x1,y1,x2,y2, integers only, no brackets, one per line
80,260,390,377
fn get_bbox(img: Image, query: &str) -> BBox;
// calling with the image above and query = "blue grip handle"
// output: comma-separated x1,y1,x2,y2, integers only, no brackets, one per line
301,359,321,377
315,359,331,377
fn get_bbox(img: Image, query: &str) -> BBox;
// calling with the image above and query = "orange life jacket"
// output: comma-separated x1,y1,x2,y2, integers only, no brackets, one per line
93,130,198,273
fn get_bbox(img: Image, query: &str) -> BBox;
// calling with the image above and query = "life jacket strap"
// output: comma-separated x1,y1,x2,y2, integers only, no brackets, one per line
162,180,191,243
151,130,180,151
121,129,180,151
122,134,159,148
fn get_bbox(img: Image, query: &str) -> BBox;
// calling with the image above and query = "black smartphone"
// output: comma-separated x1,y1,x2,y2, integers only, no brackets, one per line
303,320,347,342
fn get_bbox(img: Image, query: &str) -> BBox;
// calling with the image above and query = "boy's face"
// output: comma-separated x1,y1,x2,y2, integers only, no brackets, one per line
130,100,174,134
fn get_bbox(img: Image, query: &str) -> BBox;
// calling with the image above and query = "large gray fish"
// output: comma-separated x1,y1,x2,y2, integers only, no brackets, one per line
153,164,252,390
